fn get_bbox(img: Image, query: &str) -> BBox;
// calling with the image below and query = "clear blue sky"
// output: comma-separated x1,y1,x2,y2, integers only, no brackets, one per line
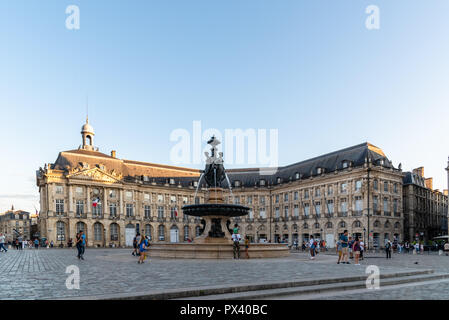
1,0,449,213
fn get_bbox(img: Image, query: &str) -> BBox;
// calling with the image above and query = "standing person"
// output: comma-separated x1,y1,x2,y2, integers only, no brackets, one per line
309,235,316,260
232,232,241,259
301,241,306,252
340,230,349,264
68,238,73,248
359,239,364,260
137,236,149,264
244,235,250,259
336,240,343,264
75,232,81,259
0,233,7,252
385,240,392,259
79,231,86,260
132,235,138,256
135,233,142,256
34,238,39,249
15,239,19,250
352,236,361,265
22,239,27,250
420,242,424,255
50,240,54,248
348,236,354,260
233,224,239,235
18,236,23,250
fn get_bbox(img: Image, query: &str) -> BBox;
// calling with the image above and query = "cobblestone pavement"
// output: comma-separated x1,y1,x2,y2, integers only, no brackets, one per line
0,248,446,300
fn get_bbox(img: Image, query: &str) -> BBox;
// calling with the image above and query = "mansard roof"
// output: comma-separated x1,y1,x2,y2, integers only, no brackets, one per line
49,142,394,187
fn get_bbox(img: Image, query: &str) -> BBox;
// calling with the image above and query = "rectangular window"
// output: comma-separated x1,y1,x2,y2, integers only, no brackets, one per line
328,185,333,195
327,200,334,214
384,182,388,192
234,197,240,205
259,208,266,219
248,210,253,219
355,180,362,191
384,198,390,216
315,188,320,197
304,190,309,199
393,199,399,216
341,183,347,193
294,205,299,217
294,191,298,201
275,195,279,203
144,193,150,201
125,191,133,199
260,196,265,205
109,190,116,198
182,196,188,204
157,195,164,203
55,185,63,194
355,196,363,214
144,205,151,218
340,199,347,214
170,207,177,219
55,199,64,214
394,184,398,194
373,180,378,190
275,207,280,218
158,206,164,218
126,204,133,217
304,203,310,217
75,187,83,195
247,196,252,204
92,203,102,216
109,203,117,217
315,202,321,216
170,195,176,203
76,200,84,216
284,206,289,218
284,193,288,202
373,196,379,214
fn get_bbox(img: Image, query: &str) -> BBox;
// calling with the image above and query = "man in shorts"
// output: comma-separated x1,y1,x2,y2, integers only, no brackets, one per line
340,230,349,264
336,240,342,264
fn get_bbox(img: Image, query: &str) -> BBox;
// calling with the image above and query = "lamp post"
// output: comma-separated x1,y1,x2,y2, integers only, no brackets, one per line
363,227,366,250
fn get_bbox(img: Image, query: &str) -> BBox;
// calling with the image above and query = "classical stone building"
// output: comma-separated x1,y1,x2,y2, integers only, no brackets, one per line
0,208,31,242
403,167,448,242
36,119,405,249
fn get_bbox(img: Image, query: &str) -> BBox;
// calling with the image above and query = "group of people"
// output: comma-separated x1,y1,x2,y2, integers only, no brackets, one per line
335,230,365,264
132,233,150,264
0,233,41,251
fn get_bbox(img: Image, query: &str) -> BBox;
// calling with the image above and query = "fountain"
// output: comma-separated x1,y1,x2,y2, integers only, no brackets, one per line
148,137,289,259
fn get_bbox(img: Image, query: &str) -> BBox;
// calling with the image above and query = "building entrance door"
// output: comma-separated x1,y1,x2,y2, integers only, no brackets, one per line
170,227,179,243
125,225,135,247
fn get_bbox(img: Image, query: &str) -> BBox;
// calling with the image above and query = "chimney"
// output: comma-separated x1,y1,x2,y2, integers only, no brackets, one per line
425,178,433,190
413,167,424,177
111,150,116,158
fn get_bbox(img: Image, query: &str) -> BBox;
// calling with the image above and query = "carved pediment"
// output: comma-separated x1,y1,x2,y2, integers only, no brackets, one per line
66,168,122,183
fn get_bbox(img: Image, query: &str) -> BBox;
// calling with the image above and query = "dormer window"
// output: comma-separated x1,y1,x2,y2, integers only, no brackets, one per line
277,177,281,184
260,179,266,186
379,159,385,166
342,161,349,169
295,172,300,180
234,180,241,187
169,178,175,185
317,167,323,175
193,181,198,187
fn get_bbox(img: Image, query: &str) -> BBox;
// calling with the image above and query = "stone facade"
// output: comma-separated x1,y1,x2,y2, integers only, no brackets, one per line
403,167,448,242
0,209,31,242
36,119,406,249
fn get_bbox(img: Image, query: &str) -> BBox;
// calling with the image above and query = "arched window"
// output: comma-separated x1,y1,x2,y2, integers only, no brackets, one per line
394,222,400,229
339,221,346,228
353,221,362,228
110,223,119,241
303,223,309,229
374,220,381,228
385,221,391,228
158,225,165,241
195,226,201,237
94,223,103,241
145,224,152,240
326,222,333,229
86,135,92,146
56,221,65,241
314,222,320,229
76,222,85,234
184,225,189,241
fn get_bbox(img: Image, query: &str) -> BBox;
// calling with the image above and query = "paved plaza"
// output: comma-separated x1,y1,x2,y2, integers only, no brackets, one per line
1,247,449,299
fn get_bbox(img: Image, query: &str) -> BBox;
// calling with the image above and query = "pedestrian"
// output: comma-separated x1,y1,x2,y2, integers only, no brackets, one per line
233,224,239,235
359,239,364,260
18,236,23,250
385,240,392,259
50,240,54,248
244,235,250,259
135,233,142,256
309,235,316,260
301,241,306,252
232,232,241,259
0,233,7,252
340,230,350,264
420,242,424,255
68,238,73,248
34,238,39,249
348,236,354,260
137,236,149,264
79,231,86,259
336,240,342,264
22,239,27,249
352,236,361,265
132,235,138,256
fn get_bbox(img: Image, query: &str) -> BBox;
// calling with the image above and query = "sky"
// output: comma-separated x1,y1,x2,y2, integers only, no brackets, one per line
1,0,449,213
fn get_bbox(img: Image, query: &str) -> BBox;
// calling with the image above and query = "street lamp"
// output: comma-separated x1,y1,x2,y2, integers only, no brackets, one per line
363,227,366,248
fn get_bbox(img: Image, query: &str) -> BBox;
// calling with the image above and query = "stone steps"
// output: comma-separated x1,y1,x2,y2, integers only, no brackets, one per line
180,271,449,300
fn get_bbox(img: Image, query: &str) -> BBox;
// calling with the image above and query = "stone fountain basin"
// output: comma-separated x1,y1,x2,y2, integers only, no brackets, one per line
182,204,250,217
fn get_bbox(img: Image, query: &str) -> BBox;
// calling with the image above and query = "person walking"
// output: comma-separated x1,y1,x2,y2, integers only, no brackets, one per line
0,233,7,252
79,231,86,260
385,240,392,259
75,232,82,259
352,236,361,265
309,235,316,260
137,236,149,264
135,233,142,256
244,235,250,259
34,238,39,249
50,240,54,248
232,232,241,259
340,230,350,264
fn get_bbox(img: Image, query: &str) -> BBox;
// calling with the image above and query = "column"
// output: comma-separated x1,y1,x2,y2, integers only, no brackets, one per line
86,186,91,218
68,185,73,217
103,187,108,218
